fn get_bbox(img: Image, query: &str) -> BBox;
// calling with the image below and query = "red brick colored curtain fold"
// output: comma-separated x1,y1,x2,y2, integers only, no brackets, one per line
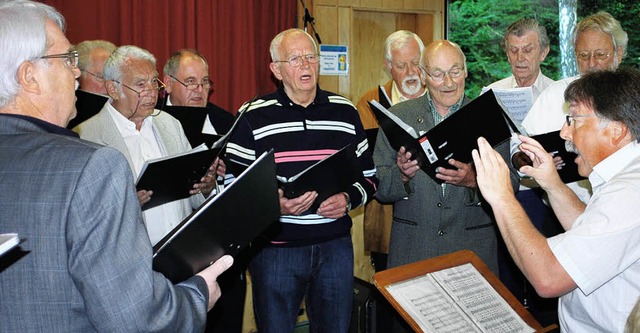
41,0,297,113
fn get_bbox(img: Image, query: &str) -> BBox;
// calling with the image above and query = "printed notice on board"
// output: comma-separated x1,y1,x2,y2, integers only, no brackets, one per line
319,45,348,76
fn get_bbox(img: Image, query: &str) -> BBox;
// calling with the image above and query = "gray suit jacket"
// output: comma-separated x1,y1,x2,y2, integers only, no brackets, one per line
0,114,209,332
74,104,205,220
373,95,519,274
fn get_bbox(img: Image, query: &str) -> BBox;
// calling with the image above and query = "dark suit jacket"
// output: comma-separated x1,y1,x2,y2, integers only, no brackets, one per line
373,94,519,274
158,99,235,148
0,114,209,332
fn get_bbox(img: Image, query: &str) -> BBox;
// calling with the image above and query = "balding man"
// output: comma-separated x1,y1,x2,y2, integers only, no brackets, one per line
373,40,518,274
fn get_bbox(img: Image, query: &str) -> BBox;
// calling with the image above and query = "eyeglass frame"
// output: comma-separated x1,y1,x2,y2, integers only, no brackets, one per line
565,114,598,127
576,50,613,62
112,78,165,119
168,75,212,91
420,65,466,82
273,53,320,68
81,69,105,81
113,77,166,98
39,50,79,69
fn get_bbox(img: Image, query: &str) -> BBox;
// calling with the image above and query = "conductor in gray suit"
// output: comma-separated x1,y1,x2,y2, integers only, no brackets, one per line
373,40,519,275
0,1,232,331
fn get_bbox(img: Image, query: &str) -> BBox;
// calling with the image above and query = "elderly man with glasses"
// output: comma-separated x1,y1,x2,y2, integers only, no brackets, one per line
73,45,221,245
67,40,116,129
0,1,232,331
513,11,628,204
160,49,235,149
473,67,640,333
373,39,518,283
225,28,378,333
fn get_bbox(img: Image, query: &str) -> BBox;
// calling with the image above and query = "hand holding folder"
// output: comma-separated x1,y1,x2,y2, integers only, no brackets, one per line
136,144,221,210
278,143,361,213
369,89,513,183
153,150,280,283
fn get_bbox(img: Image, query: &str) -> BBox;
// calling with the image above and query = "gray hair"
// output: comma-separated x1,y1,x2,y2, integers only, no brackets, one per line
72,40,116,71
269,28,317,62
0,0,65,108
501,18,550,51
565,68,640,141
163,48,209,77
573,11,628,59
385,30,425,63
103,45,156,95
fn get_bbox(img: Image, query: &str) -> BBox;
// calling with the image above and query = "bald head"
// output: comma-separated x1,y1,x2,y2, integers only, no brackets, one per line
420,40,467,115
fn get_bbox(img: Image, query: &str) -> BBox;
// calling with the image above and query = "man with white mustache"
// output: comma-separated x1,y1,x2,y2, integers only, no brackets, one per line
356,30,426,273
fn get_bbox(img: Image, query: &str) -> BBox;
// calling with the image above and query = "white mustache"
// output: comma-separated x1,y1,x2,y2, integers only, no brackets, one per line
565,141,579,154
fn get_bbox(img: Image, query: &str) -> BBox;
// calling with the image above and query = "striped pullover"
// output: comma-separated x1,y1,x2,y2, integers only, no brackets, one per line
226,86,378,246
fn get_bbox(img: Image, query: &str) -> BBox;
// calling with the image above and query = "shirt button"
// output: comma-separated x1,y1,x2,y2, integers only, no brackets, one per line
437,203,443,207
438,230,445,236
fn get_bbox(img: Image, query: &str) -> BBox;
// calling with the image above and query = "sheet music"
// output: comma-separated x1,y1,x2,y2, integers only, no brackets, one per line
386,263,535,333
481,87,533,124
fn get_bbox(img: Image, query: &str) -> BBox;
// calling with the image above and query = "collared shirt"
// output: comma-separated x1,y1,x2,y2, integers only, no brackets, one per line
106,103,185,245
391,81,427,105
548,141,640,332
425,91,464,194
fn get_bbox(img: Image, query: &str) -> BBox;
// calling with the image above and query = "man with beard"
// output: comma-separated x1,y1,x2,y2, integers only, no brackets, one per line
355,30,426,272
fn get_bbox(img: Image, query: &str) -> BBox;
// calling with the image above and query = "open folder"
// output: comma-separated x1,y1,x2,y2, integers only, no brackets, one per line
373,250,558,333
152,150,280,284
161,105,223,148
369,90,512,183
278,143,361,213
136,144,221,211
530,130,585,184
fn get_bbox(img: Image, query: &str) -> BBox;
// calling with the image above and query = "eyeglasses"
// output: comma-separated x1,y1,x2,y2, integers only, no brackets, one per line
115,78,165,97
113,78,165,119
422,66,465,82
81,69,104,81
565,114,598,127
39,50,79,69
169,75,212,91
273,54,320,67
576,50,612,62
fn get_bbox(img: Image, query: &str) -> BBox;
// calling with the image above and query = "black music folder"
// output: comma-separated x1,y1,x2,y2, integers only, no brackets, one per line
153,150,280,283
136,145,221,210
279,144,361,213
161,105,223,148
531,130,585,184
378,85,392,109
369,90,512,183
68,90,108,129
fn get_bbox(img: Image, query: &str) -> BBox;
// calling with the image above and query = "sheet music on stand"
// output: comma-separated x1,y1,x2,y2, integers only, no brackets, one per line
386,263,535,333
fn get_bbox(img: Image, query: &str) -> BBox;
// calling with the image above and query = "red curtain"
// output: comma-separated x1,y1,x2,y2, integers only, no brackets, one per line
41,0,297,113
